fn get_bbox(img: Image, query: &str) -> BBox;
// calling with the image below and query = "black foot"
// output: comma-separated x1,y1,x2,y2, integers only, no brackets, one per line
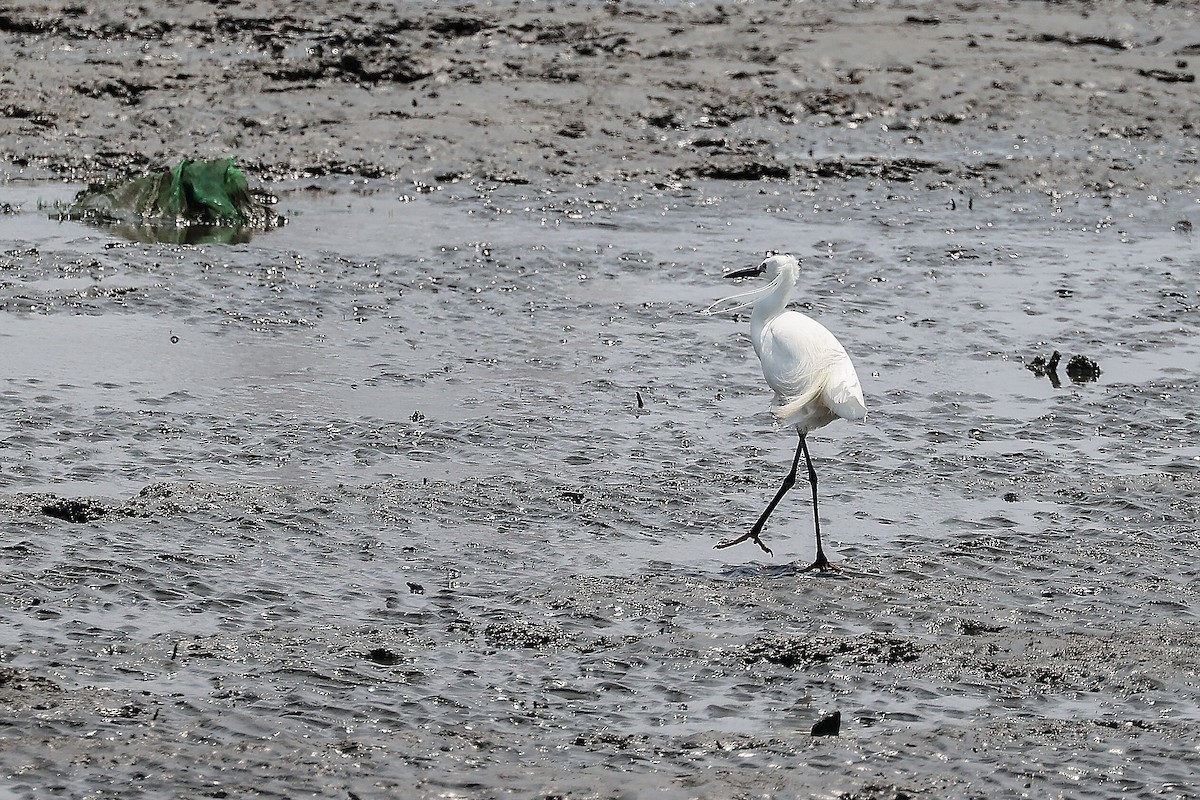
799,553,839,573
714,530,773,556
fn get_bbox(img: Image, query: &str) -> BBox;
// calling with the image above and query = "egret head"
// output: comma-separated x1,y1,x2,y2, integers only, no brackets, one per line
724,253,798,282
702,253,799,316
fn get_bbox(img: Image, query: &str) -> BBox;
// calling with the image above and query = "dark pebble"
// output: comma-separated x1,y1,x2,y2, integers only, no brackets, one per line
811,710,841,737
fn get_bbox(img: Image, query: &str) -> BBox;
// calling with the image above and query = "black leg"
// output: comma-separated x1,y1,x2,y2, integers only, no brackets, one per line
798,434,837,572
715,432,805,555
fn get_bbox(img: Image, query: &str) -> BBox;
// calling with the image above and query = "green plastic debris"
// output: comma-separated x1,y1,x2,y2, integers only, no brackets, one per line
66,158,284,244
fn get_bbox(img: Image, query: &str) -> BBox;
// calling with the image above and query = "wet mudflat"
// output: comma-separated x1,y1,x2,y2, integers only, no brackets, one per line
2,178,1198,799
3,1,1200,798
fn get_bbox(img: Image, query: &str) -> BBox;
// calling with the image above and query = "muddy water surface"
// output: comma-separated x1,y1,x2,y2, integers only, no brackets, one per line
5,0,1200,795
1,176,1197,798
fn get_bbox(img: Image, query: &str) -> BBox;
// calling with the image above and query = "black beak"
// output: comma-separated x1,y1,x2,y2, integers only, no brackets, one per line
725,264,765,280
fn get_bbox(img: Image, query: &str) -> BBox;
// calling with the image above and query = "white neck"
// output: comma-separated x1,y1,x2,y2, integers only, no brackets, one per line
751,267,796,333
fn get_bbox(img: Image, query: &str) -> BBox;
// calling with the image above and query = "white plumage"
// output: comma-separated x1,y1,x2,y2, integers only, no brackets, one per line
707,253,866,571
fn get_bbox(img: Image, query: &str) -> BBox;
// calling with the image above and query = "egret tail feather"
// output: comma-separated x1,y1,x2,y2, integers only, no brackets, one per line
771,383,825,429
823,383,867,422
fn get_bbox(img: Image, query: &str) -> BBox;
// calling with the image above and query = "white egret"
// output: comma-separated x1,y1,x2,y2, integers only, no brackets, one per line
706,253,866,572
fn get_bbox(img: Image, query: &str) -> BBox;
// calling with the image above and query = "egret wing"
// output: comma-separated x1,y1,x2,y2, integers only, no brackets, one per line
758,311,866,427
821,350,867,421
756,312,836,398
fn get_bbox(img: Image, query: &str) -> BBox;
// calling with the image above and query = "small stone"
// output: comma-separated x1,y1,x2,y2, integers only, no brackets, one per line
1065,354,1101,383
364,648,401,666
811,710,841,737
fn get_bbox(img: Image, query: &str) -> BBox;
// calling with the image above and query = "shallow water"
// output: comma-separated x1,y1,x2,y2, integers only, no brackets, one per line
2,177,1199,798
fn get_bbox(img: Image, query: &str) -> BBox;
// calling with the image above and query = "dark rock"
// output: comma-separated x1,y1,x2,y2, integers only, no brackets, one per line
801,157,942,181
811,710,841,736
364,648,402,665
484,618,567,649
0,668,62,692
1026,350,1062,387
41,498,107,524
1065,354,1101,383
959,619,1007,635
1138,68,1194,83
430,16,491,37
691,161,792,180
838,784,918,800
1030,33,1134,51
746,633,921,668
